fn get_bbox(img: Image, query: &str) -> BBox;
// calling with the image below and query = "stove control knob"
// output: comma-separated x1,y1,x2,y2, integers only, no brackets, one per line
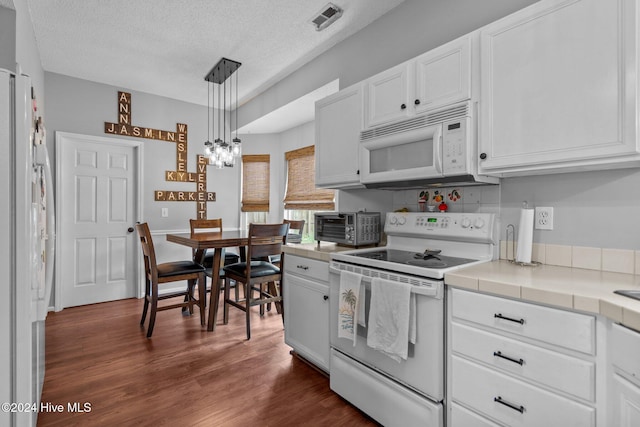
389,216,398,225
461,217,471,228
397,216,406,225
474,217,485,229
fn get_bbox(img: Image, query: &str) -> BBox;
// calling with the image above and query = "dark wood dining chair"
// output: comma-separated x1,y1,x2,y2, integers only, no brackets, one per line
189,218,241,301
284,218,305,245
135,222,206,338
222,223,290,339
189,218,240,267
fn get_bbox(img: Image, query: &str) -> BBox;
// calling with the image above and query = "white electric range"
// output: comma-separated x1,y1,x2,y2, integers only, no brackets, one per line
329,212,497,427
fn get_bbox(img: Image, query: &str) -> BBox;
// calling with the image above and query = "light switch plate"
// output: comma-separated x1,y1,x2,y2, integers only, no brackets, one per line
161,208,168,218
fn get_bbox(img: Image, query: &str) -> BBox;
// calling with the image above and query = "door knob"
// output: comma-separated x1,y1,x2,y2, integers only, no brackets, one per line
127,227,135,233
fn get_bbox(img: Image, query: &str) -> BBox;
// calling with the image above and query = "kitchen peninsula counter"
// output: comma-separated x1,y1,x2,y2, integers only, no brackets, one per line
446,260,640,332
282,242,356,262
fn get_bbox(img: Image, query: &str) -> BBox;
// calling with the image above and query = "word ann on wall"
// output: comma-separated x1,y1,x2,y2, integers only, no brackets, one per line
104,91,215,219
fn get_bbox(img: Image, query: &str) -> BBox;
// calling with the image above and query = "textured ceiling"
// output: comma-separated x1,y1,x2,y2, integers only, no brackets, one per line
27,0,405,108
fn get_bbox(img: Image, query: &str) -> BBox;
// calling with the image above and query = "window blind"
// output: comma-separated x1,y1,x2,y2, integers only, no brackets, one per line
241,154,270,212
283,146,334,210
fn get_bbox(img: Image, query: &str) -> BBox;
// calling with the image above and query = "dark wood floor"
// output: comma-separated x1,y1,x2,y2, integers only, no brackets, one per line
38,295,378,426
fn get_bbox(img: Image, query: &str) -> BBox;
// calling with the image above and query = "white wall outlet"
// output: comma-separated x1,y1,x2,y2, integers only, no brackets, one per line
535,206,554,230
161,207,169,218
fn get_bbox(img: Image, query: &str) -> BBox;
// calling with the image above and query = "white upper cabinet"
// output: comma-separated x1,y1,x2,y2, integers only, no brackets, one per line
414,35,472,114
364,62,411,128
315,83,364,189
478,0,640,175
364,34,473,129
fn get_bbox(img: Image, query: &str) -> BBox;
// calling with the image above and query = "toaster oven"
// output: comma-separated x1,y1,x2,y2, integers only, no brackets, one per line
314,212,381,247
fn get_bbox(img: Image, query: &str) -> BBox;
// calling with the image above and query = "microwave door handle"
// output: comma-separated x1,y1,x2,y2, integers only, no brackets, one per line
434,126,443,174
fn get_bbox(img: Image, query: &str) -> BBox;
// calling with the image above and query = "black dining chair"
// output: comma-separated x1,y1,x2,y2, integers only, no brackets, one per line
135,222,206,338
222,223,289,339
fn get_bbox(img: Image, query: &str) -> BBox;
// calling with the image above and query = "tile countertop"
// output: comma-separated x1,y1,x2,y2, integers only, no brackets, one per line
445,259,640,331
282,242,357,262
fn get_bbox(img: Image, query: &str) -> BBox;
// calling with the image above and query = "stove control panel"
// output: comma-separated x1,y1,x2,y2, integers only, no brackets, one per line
385,212,496,243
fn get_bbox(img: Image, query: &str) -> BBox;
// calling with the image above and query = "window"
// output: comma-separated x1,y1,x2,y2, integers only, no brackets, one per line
284,146,334,243
241,154,270,213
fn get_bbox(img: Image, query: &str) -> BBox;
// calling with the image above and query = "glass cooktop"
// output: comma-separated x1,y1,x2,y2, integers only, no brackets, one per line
351,249,478,269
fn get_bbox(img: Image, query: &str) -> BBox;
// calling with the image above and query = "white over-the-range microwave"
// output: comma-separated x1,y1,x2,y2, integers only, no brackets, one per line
359,101,498,188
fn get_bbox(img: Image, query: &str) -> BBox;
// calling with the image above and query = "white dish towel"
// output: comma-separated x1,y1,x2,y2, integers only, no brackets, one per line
366,277,414,362
338,270,364,346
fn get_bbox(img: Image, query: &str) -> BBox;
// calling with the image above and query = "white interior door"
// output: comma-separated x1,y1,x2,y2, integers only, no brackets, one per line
57,133,140,308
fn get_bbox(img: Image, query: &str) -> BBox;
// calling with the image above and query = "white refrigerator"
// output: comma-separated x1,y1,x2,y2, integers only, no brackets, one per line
1,68,55,426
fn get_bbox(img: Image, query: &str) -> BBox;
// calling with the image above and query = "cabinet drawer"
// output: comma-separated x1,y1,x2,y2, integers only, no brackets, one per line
283,254,329,282
452,356,595,427
611,322,640,380
450,402,502,427
452,322,595,401
451,289,595,354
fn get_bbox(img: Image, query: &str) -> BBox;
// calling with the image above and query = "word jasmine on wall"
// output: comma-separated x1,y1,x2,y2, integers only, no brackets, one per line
104,91,215,219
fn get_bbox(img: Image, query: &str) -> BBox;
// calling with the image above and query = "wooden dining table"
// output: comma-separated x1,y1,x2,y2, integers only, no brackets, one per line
166,230,248,331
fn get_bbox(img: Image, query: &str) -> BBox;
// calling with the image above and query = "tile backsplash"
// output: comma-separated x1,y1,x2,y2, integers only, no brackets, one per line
500,241,640,275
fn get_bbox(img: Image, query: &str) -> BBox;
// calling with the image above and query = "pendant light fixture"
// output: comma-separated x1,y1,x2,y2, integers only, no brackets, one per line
204,58,242,168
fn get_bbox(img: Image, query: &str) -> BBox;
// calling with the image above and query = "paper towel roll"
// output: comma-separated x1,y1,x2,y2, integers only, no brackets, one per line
516,208,534,264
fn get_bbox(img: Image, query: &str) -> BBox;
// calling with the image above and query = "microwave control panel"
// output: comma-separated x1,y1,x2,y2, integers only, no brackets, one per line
442,117,468,174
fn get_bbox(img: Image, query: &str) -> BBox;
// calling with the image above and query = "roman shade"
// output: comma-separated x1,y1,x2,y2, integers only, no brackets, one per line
241,154,270,212
283,146,334,210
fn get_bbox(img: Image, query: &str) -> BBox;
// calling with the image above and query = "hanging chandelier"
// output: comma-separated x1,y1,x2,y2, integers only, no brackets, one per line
204,58,242,168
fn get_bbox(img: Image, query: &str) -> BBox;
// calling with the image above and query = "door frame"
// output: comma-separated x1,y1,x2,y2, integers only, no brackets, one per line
54,132,144,311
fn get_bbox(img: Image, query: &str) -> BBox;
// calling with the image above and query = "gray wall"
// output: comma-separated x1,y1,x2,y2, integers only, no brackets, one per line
0,6,16,71
45,72,241,234
237,0,539,128
500,169,640,250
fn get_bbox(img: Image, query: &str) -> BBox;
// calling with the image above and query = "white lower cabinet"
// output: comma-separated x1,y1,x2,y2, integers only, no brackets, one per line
447,288,599,426
609,323,640,427
611,374,640,427
283,254,330,372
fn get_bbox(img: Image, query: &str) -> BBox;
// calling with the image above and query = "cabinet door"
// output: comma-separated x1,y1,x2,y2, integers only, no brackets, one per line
479,0,639,175
414,35,471,114
315,84,363,189
364,62,411,128
611,373,640,427
283,273,330,372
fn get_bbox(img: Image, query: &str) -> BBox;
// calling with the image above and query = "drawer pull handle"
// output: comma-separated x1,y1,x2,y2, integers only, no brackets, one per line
493,351,524,366
494,313,525,325
494,396,525,414
296,265,309,270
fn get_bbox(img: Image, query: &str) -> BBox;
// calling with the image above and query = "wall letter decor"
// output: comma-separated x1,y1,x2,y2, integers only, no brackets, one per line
105,91,215,219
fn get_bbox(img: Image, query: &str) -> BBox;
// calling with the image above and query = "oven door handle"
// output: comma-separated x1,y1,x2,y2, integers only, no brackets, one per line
330,264,441,298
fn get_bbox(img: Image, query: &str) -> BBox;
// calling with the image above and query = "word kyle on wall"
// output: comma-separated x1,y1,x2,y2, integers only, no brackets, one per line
104,91,215,219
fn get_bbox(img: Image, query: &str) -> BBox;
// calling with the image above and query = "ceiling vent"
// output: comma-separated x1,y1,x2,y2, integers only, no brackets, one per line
310,3,343,31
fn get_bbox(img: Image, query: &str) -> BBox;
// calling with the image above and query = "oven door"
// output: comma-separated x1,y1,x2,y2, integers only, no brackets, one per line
329,261,444,402
359,123,443,185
